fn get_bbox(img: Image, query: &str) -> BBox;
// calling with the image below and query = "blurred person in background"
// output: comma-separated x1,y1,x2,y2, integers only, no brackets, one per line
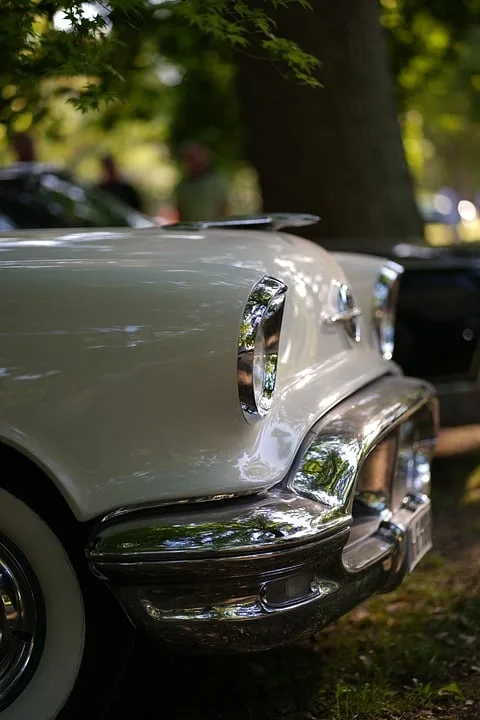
97,154,144,213
174,141,228,222
11,132,37,163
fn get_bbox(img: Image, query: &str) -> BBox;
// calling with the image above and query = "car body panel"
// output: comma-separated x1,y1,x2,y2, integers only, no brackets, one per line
0,228,390,520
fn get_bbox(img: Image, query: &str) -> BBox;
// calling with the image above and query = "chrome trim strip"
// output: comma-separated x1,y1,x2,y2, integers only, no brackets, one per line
237,275,287,422
88,376,437,565
99,490,256,526
89,531,350,583
324,282,362,343
89,494,349,564
140,578,341,623
163,213,320,233
373,260,404,360
326,307,362,325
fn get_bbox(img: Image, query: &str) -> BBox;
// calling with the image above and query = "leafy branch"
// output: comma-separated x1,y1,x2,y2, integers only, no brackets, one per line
1,0,319,116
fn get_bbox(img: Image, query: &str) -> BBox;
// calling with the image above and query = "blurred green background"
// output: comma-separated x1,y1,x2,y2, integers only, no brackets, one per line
3,0,480,240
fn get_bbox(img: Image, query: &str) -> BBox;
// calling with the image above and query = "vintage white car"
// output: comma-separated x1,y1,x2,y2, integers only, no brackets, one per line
0,215,437,719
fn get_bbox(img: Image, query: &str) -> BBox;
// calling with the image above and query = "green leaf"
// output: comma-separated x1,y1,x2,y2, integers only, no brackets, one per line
437,682,465,699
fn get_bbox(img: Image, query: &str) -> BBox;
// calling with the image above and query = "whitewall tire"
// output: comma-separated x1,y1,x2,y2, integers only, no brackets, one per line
0,488,86,719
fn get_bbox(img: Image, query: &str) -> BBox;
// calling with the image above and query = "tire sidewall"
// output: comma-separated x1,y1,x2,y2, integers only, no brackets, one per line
0,488,85,720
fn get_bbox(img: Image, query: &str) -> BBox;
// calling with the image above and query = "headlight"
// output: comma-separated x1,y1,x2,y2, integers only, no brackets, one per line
237,276,287,422
373,261,404,360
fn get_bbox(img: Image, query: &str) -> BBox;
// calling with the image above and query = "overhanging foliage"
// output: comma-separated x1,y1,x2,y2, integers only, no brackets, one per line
1,0,319,116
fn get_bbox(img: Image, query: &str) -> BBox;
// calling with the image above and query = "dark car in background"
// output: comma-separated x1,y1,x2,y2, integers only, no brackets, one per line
0,163,154,231
327,238,480,426
391,242,480,425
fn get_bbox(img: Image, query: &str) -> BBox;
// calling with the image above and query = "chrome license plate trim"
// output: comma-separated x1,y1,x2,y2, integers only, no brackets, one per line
406,502,432,572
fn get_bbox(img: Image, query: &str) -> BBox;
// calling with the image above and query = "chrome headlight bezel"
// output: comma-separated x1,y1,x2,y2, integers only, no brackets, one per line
237,276,287,422
373,261,404,360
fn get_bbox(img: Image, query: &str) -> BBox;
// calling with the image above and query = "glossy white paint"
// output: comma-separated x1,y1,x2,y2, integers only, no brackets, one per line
0,228,392,520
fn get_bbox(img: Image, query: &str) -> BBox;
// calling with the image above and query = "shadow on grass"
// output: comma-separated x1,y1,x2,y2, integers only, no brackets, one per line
431,452,480,559
117,643,329,719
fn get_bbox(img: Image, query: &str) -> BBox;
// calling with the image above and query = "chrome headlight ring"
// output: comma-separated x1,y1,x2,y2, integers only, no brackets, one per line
237,276,287,422
373,261,404,360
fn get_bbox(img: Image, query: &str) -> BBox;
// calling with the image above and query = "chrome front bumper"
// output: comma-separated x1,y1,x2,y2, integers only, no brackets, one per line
87,375,438,653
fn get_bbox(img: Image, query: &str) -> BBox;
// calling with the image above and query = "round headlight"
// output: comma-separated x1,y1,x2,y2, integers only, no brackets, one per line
237,276,287,422
373,261,404,360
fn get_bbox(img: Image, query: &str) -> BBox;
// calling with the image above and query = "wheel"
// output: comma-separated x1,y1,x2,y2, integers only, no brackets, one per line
0,487,132,719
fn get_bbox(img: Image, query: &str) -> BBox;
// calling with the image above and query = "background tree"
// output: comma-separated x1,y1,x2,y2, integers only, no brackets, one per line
1,1,318,115
236,0,425,244
384,0,480,199
0,0,316,214
3,0,480,242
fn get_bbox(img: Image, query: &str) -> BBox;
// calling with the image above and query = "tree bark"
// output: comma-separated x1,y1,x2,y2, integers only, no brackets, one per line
236,0,424,245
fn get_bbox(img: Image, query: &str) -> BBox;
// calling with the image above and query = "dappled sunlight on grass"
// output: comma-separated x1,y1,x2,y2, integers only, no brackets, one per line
291,549,480,719
463,464,480,505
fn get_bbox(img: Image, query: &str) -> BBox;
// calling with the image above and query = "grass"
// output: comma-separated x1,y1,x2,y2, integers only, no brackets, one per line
110,454,480,720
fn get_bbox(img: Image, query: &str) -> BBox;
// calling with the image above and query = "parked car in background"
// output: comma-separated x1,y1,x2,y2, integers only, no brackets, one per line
0,163,155,231
0,215,437,719
392,242,480,425
316,236,480,427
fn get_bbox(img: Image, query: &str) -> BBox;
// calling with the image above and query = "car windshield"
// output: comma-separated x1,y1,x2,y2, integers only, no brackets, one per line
0,169,154,230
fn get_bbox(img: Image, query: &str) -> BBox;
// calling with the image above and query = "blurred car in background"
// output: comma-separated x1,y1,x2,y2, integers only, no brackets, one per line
328,237,480,427
390,241,480,426
0,163,155,230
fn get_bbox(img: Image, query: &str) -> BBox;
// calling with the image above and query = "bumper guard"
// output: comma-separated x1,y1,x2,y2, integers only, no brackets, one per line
86,375,438,653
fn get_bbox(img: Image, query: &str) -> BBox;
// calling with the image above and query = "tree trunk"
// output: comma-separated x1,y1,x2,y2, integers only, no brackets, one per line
236,0,424,245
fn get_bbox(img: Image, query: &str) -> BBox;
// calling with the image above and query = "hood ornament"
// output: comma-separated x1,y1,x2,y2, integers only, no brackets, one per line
163,213,320,233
